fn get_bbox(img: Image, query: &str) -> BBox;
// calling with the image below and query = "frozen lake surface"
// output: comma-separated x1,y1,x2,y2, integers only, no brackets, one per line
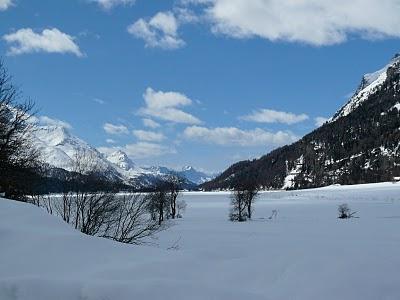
1,182,400,300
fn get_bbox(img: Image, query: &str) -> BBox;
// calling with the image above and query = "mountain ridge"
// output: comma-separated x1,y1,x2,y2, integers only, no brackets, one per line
202,54,400,190
31,125,214,189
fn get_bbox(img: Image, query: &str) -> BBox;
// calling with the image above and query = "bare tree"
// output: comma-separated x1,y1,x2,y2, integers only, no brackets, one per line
0,59,40,200
149,189,169,225
57,191,73,223
103,194,165,244
145,179,175,225
39,194,54,215
229,190,248,222
229,176,258,222
60,149,120,235
165,174,184,219
241,180,258,220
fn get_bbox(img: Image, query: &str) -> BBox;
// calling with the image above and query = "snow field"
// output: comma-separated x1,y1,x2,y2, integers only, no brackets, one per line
1,182,400,300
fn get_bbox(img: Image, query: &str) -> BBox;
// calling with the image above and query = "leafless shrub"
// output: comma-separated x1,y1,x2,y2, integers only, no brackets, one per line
338,203,357,219
103,194,166,244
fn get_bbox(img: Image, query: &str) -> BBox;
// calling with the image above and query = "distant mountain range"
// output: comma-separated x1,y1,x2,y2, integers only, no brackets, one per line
32,125,215,189
202,54,400,190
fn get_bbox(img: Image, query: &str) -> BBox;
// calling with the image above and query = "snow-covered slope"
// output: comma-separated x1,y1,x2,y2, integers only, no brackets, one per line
106,150,135,171
2,183,400,300
331,54,400,122
32,125,114,174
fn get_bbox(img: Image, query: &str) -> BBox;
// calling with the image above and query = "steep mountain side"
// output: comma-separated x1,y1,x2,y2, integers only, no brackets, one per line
202,55,400,190
331,54,400,121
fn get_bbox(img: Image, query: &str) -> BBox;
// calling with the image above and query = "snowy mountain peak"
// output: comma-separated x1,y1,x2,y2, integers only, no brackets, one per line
32,125,101,171
35,125,76,147
331,54,400,122
106,150,135,171
179,166,214,185
182,166,194,171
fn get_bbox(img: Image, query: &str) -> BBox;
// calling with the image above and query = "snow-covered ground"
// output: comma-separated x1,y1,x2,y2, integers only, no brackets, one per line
1,182,400,300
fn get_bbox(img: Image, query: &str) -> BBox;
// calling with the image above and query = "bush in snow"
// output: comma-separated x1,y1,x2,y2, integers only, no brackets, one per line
102,194,167,245
338,203,357,219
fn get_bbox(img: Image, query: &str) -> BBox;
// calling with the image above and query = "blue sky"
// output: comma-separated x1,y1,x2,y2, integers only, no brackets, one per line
1,0,400,172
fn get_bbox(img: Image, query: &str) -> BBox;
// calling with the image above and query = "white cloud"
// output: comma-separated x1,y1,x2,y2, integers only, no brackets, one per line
133,129,166,142
39,116,72,129
139,87,201,124
174,7,201,24
93,98,105,105
0,0,13,11
183,125,298,146
142,118,161,129
127,11,185,50
106,138,116,144
98,142,175,159
315,116,329,127
242,109,309,125
90,0,135,10
103,123,129,135
3,28,83,57
186,0,400,46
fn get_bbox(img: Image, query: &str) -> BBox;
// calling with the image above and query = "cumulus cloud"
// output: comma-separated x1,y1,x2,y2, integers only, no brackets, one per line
183,126,298,146
185,0,400,45
139,87,201,124
103,123,129,135
3,28,83,57
106,139,116,144
127,11,185,49
315,116,329,127
242,109,309,125
0,0,13,11
98,142,175,159
89,0,135,10
133,129,166,142
39,116,72,129
142,118,161,129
